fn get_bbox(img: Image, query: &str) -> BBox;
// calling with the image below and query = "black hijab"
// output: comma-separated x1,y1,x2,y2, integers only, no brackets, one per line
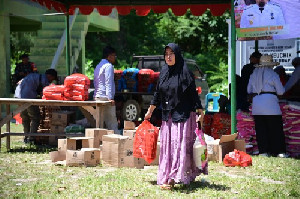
158,43,194,110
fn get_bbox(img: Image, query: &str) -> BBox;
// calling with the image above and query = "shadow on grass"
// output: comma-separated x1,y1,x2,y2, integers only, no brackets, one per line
7,144,57,154
149,180,229,193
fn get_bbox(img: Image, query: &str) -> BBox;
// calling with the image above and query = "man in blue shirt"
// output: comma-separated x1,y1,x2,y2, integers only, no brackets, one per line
15,69,57,143
93,46,119,133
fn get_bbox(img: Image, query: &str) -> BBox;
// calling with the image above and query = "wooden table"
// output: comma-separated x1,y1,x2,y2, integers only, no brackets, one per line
0,98,111,151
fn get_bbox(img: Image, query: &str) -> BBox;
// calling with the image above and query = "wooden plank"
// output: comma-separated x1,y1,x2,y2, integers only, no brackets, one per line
6,104,10,150
1,132,84,137
95,104,100,128
0,103,32,127
99,106,104,128
0,98,110,107
79,106,96,127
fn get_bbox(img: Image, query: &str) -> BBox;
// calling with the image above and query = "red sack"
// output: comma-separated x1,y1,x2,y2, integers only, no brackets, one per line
133,120,159,164
223,149,252,167
211,113,231,139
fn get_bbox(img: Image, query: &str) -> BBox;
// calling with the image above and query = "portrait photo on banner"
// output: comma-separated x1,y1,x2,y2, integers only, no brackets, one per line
234,0,300,41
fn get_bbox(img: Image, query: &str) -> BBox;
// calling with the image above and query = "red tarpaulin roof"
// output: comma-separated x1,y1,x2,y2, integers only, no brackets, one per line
31,0,230,16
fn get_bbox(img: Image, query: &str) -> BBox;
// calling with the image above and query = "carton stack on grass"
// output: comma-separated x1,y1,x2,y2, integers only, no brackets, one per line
38,106,61,145
101,121,144,169
50,128,113,166
50,110,75,136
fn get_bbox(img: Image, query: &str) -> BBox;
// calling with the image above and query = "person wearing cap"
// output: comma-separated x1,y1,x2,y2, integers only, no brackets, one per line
14,69,58,143
240,0,285,28
247,55,287,158
284,57,300,96
240,51,262,111
14,54,38,83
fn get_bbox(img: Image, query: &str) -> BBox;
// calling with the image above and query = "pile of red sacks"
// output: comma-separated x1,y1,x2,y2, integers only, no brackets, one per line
42,85,65,100
210,113,231,139
281,103,300,158
236,111,258,155
42,73,90,101
203,113,231,139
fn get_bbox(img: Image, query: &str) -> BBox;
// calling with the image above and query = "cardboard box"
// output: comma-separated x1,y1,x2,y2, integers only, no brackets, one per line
124,121,136,130
206,133,246,163
58,137,93,153
51,111,75,126
50,125,65,133
85,128,108,148
49,151,66,162
68,137,94,150
123,130,136,140
102,134,144,169
66,149,100,167
107,130,114,135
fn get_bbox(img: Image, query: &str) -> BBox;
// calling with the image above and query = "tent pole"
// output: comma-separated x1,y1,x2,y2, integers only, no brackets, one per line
65,5,70,75
255,40,259,52
230,0,237,134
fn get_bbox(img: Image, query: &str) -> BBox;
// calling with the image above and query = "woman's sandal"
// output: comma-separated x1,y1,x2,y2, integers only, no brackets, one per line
160,179,175,190
160,184,173,190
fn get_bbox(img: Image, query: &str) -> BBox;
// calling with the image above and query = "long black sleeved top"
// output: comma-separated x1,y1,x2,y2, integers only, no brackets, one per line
151,79,203,123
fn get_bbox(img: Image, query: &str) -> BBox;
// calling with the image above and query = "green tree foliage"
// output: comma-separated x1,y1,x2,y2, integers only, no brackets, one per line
85,9,230,93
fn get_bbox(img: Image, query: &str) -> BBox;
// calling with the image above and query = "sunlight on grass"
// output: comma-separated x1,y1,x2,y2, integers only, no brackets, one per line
0,123,299,198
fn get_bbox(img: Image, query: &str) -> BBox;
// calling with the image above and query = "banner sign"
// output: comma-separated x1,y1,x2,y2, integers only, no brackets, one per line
234,0,300,40
247,39,297,66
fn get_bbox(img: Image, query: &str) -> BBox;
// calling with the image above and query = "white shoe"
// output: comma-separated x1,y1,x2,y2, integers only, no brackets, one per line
277,153,288,158
259,153,269,157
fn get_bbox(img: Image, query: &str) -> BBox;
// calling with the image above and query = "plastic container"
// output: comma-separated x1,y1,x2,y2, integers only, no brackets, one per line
205,92,225,113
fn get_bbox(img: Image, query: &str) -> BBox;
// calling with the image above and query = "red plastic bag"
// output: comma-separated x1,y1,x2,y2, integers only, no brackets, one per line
13,113,22,125
133,120,159,164
223,149,252,167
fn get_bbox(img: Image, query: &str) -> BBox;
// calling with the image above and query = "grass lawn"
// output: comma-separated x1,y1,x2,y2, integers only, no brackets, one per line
0,123,300,198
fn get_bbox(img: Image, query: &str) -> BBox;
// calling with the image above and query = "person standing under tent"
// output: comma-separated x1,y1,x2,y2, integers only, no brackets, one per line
93,46,119,133
247,55,287,157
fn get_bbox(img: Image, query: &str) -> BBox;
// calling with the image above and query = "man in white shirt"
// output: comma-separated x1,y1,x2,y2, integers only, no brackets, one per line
247,55,287,158
240,0,285,28
94,46,119,133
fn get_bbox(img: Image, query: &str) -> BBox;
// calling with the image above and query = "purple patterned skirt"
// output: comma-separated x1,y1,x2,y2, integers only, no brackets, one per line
157,112,208,185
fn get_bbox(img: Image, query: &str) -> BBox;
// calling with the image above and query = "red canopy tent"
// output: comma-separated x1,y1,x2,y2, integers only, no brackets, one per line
31,0,230,16
30,0,237,134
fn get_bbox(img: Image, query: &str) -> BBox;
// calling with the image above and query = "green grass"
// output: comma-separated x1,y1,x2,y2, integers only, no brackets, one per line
0,123,300,198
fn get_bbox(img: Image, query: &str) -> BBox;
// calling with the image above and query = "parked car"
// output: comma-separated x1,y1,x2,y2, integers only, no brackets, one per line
115,55,209,126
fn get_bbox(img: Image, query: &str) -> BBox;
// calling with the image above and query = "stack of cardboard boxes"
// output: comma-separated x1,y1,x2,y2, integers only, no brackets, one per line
50,128,112,166
50,121,154,169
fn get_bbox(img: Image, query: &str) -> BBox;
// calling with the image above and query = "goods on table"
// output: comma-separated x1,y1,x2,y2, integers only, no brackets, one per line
64,73,90,101
42,85,65,100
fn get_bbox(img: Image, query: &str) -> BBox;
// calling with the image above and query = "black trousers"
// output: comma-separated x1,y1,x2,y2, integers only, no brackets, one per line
253,115,286,155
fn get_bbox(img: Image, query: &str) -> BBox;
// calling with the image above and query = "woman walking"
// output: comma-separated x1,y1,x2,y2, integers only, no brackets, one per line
145,43,207,189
